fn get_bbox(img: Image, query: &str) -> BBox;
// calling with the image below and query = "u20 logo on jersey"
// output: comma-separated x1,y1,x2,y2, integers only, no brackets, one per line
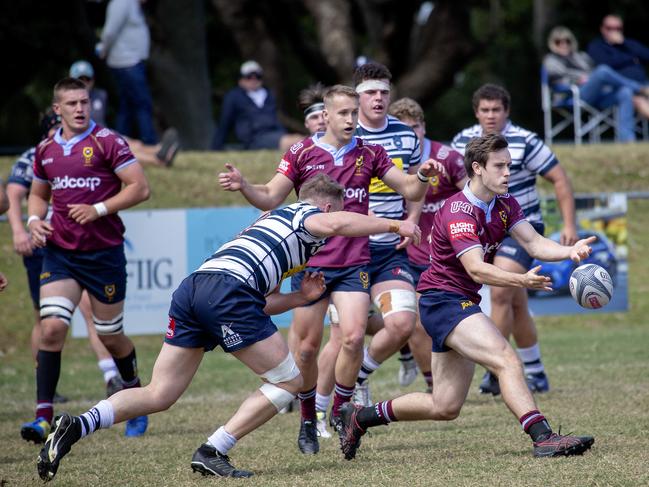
359,271,370,289
450,201,473,215
82,146,94,166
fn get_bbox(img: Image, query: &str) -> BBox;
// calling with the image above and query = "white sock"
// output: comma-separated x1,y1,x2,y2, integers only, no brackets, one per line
98,358,119,383
315,392,331,413
517,343,545,374
208,426,237,456
79,399,115,438
357,347,381,384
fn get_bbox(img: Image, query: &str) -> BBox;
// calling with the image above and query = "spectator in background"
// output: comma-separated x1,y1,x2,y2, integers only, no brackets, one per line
69,60,179,167
212,60,303,152
588,14,649,85
544,26,649,142
96,0,157,145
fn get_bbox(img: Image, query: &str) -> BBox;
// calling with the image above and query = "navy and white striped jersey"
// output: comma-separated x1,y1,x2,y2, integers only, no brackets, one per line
451,121,558,224
197,202,326,295
356,115,421,246
8,147,36,190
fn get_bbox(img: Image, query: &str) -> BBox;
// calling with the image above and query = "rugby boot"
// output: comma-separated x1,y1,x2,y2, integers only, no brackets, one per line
21,417,50,444
37,413,81,481
191,443,253,478
526,371,550,393
478,371,501,396
339,402,366,460
297,419,319,454
533,432,594,457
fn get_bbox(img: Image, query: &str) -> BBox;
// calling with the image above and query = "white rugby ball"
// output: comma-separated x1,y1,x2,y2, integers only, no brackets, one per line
569,264,614,309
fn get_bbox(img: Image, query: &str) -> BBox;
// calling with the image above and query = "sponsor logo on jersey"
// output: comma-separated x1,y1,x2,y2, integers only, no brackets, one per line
51,175,101,191
289,141,304,154
115,137,125,146
42,158,54,166
359,271,370,289
305,164,325,171
104,284,116,302
221,323,243,348
482,242,501,254
448,220,476,240
354,155,364,175
278,158,290,174
436,146,449,160
83,146,94,166
166,316,176,338
460,300,475,310
450,201,473,215
422,200,445,214
344,187,367,203
391,267,414,283
96,128,112,138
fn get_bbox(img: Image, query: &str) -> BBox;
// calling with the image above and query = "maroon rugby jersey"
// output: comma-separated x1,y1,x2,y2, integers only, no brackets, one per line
33,122,137,251
417,184,525,303
278,135,394,267
407,140,466,265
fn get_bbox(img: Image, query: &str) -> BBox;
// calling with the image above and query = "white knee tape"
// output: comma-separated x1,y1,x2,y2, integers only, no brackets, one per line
327,304,339,325
259,383,296,412
373,289,417,319
40,296,75,326
93,313,124,335
261,353,300,384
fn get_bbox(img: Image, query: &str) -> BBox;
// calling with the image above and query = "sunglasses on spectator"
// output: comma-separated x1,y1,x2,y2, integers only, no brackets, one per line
554,38,571,45
243,73,262,80
603,25,623,31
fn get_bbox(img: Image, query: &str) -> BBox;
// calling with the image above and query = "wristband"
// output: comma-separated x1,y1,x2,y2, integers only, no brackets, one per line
389,221,400,233
27,215,41,226
94,202,108,217
416,169,429,183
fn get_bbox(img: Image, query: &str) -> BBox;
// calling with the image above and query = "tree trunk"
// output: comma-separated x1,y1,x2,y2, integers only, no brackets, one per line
148,0,213,149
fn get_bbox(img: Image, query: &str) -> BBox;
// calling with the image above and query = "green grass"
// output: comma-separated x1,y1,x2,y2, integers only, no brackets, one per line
1,144,649,485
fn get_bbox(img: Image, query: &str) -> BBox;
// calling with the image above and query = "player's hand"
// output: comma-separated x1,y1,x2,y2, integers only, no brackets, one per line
560,224,579,246
395,236,413,250
569,235,596,263
418,158,448,179
67,204,101,225
299,271,326,302
521,265,553,291
0,272,7,292
219,164,245,191
28,219,53,248
12,230,33,256
397,221,421,246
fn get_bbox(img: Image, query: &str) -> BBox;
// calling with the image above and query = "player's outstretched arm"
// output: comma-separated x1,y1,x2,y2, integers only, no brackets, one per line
510,221,594,263
27,179,53,247
218,164,293,211
459,247,552,291
263,271,326,315
380,159,447,202
67,162,150,225
305,211,421,245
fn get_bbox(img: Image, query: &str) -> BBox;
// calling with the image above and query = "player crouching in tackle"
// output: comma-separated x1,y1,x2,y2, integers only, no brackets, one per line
36,173,422,481
338,133,596,460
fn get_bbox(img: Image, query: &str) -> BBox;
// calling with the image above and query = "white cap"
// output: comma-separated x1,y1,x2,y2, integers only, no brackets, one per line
69,60,94,79
240,60,263,77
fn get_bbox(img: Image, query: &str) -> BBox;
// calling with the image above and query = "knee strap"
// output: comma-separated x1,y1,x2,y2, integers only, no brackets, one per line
260,353,300,384
327,304,339,325
259,383,296,412
93,313,124,335
373,289,417,319
40,296,75,326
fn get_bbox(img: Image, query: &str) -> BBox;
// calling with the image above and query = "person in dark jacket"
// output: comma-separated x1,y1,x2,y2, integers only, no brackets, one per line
212,61,302,151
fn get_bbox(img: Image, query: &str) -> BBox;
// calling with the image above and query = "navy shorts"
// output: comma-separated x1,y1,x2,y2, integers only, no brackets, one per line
290,264,370,305
368,246,415,286
41,244,127,304
23,247,45,309
165,272,277,353
409,262,428,289
418,289,482,353
496,222,545,270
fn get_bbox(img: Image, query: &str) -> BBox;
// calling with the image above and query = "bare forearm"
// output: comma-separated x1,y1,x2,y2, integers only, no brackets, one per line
402,175,428,201
264,291,309,315
467,261,526,288
103,182,150,213
322,212,399,237
27,194,49,220
6,189,26,234
239,180,283,211
527,235,572,262
554,178,577,230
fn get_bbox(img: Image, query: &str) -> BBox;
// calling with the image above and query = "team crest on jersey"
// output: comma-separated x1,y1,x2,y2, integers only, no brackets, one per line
393,136,403,150
82,146,94,166
104,284,116,301
354,155,364,175
499,210,508,226
96,128,112,138
221,323,243,348
40,272,51,280
359,271,370,289
166,317,176,338
429,175,440,193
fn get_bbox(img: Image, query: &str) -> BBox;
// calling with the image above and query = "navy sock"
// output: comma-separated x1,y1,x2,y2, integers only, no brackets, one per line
113,348,140,387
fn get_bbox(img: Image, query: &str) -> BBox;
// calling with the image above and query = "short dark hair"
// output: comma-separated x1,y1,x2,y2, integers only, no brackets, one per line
298,173,345,204
353,62,392,86
53,77,88,102
471,83,511,112
298,83,327,112
323,84,359,108
464,133,509,178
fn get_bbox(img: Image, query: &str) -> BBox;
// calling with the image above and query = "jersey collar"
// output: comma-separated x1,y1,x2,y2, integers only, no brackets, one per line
462,181,496,223
313,133,358,166
357,117,388,133
54,120,96,156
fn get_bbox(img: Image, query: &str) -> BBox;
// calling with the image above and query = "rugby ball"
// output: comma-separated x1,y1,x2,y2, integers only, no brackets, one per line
569,264,614,309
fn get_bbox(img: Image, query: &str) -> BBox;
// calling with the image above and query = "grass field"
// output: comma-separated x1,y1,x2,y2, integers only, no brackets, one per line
1,145,649,486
